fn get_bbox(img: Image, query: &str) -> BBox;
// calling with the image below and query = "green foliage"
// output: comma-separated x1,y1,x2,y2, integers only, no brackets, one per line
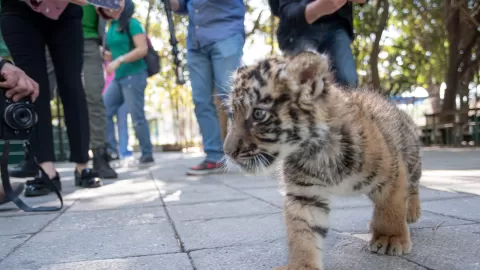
353,0,447,95
115,0,476,145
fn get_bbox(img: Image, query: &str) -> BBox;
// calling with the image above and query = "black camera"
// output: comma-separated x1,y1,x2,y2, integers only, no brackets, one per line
0,89,37,140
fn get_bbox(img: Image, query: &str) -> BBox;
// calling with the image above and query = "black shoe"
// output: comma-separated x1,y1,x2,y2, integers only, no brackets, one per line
24,172,62,197
186,160,224,176
139,155,155,166
8,158,38,178
93,147,118,179
105,148,120,162
75,168,103,188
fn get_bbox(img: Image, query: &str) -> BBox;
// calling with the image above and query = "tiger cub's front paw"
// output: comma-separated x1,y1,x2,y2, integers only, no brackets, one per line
369,233,412,256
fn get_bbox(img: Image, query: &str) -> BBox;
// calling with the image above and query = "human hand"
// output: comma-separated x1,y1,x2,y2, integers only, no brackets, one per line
314,0,347,16
106,59,121,75
0,62,39,102
349,0,367,3
101,48,112,61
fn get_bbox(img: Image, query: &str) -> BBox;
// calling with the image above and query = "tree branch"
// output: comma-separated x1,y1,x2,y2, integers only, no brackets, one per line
455,31,480,71
246,10,264,38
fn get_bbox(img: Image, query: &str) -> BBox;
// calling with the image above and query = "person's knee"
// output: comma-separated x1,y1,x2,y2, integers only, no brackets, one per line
192,98,216,116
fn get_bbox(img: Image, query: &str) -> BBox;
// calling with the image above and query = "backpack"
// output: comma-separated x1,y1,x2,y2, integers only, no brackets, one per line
125,19,161,77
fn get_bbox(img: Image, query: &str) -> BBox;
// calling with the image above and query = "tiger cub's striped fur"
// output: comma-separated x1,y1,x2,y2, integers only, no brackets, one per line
223,51,422,270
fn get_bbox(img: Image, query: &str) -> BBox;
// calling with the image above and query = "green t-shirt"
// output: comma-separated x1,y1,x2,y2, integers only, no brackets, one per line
82,5,99,39
0,2,10,57
106,18,147,79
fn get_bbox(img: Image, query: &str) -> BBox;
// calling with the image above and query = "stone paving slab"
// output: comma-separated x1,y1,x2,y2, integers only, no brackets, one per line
175,213,285,251
0,214,58,236
237,187,284,208
421,196,480,222
0,223,180,269
0,234,30,260
35,253,193,270
190,232,425,270
329,206,475,233
160,184,251,206
236,186,474,210
66,190,162,212
45,207,166,231
216,175,279,190
0,150,479,270
403,224,480,270
167,198,280,222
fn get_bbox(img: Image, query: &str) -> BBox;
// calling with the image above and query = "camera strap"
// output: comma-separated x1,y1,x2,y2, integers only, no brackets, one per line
1,141,63,212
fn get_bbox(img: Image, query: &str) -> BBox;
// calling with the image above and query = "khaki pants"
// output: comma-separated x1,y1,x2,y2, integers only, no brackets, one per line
82,39,107,149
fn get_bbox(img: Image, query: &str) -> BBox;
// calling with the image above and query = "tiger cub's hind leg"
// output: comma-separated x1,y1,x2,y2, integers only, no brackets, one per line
406,166,422,224
369,164,412,256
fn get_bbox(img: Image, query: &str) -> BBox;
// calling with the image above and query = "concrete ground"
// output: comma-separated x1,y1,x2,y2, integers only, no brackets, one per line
0,148,479,270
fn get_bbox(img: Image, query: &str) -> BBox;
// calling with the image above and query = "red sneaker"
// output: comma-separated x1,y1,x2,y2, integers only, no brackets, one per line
187,160,224,176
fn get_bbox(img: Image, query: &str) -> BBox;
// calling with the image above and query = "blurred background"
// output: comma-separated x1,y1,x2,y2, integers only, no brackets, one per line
44,0,480,161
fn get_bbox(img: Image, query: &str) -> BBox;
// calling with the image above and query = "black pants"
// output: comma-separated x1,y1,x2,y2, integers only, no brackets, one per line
0,2,90,164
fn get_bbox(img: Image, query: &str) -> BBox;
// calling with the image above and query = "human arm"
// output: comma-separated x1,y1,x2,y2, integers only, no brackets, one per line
278,0,349,28
304,0,348,24
105,20,149,74
0,58,39,102
169,0,188,15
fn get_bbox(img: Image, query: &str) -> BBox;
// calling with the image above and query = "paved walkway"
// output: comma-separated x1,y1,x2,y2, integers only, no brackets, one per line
1,149,479,270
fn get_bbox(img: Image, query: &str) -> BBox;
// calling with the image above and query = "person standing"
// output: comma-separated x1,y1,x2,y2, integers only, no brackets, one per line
103,61,133,161
97,0,155,166
269,0,367,88
81,4,117,178
7,47,59,179
170,0,246,175
1,0,103,197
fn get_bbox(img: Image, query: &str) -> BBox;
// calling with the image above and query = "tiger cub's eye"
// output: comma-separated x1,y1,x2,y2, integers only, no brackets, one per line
252,108,269,122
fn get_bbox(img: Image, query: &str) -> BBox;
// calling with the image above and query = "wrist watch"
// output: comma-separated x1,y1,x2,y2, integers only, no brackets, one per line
118,55,125,63
0,58,13,72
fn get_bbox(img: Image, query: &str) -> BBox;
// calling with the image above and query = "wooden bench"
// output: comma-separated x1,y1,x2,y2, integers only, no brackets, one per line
420,108,480,146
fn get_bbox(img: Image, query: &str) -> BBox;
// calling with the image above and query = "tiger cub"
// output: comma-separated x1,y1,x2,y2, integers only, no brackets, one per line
223,51,422,270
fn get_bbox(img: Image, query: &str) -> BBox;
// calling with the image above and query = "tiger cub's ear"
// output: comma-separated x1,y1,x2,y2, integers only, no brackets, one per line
285,51,330,98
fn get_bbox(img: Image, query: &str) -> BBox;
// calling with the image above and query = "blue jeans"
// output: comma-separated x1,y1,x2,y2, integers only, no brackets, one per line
283,24,358,88
106,102,132,158
187,33,245,163
103,70,153,157
316,28,358,88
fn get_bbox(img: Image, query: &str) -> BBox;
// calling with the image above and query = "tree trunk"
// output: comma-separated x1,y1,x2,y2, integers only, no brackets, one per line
370,0,389,90
145,0,155,35
441,0,461,122
270,14,275,55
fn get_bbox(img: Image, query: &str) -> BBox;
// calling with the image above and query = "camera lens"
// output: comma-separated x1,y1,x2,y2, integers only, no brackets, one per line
4,103,36,130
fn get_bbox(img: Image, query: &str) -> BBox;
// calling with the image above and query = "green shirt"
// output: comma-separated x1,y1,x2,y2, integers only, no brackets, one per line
106,18,147,79
82,5,99,39
0,2,10,57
